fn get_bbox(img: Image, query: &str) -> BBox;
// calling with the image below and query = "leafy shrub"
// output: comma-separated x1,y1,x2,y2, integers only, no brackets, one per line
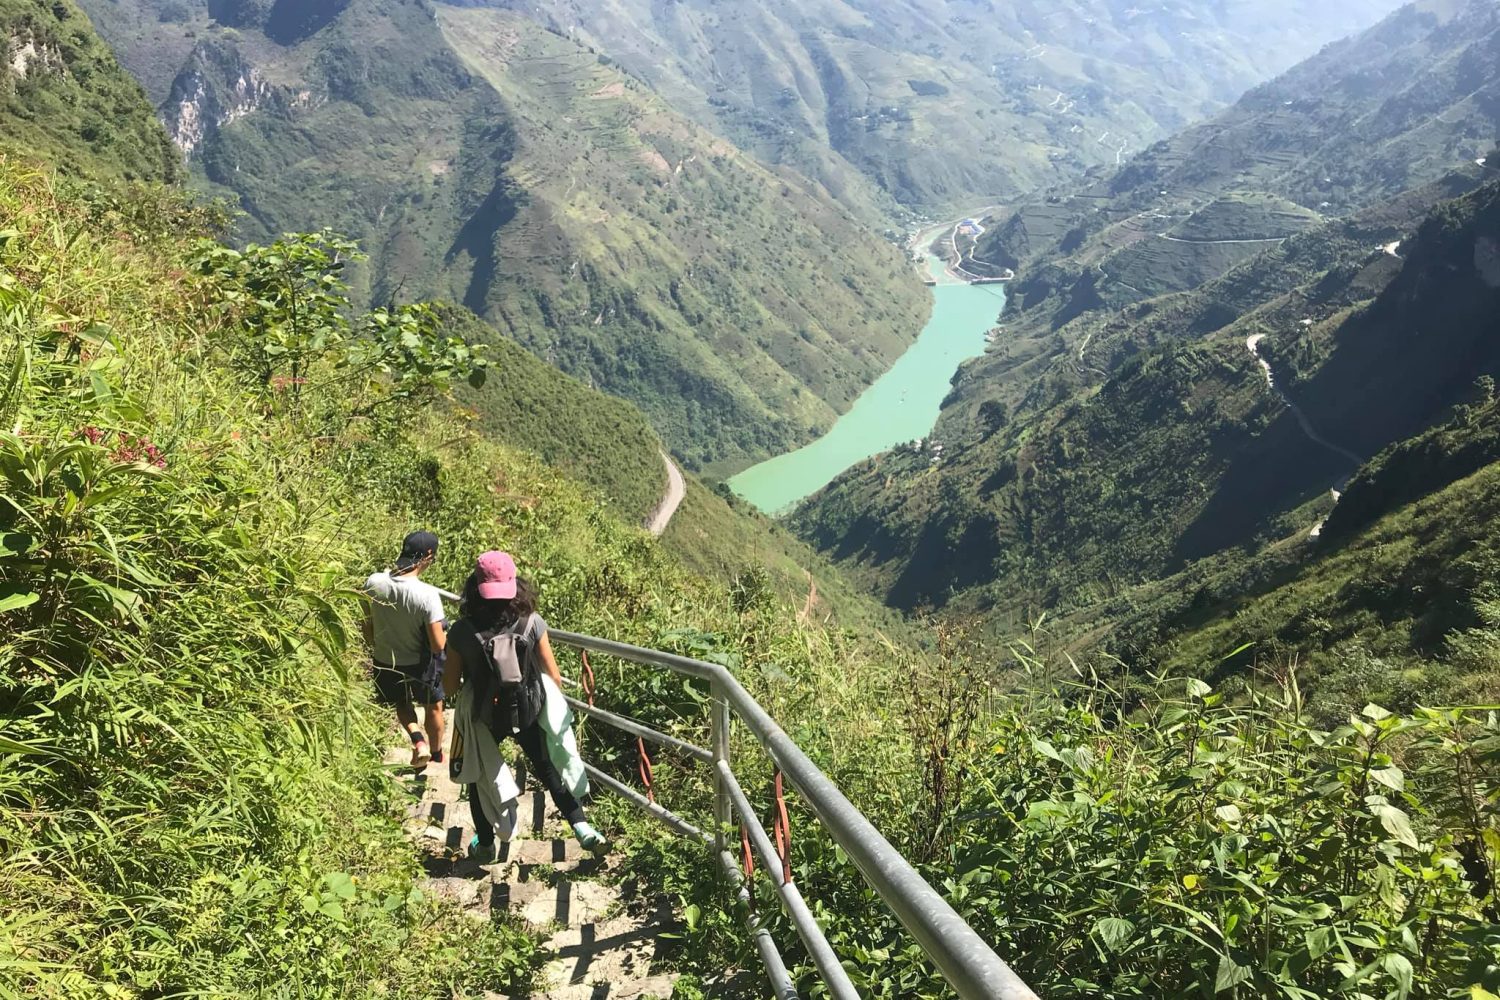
945,680,1499,998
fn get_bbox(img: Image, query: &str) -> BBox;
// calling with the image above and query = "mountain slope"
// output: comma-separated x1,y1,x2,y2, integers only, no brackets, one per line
787,0,1500,618
972,0,1500,306
76,0,929,468
466,0,1404,216
1075,393,1500,717
0,0,179,181
794,175,1500,631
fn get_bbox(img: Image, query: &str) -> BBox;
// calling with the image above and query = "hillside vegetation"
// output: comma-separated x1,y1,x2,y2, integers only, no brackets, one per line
0,0,179,181
0,161,546,995
75,0,930,469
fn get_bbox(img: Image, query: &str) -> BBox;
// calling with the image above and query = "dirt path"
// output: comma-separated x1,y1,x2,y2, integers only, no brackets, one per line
798,570,819,622
644,450,685,537
1245,335,1363,468
1157,232,1288,245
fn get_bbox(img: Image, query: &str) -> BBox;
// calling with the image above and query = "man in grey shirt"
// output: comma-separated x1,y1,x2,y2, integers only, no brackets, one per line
361,531,447,767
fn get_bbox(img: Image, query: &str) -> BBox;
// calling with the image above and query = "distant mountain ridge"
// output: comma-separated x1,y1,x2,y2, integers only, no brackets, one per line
454,0,1405,216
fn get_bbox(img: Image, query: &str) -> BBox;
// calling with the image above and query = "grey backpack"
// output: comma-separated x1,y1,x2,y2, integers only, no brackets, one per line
476,614,542,736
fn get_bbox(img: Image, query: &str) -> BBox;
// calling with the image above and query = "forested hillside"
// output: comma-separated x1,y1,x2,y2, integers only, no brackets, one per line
0,0,178,181
465,0,1403,216
73,0,930,469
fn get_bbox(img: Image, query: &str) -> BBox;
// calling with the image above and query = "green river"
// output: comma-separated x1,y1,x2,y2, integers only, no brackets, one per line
728,256,1006,513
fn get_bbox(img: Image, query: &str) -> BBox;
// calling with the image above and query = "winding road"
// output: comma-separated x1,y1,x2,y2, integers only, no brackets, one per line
908,209,1012,284
1245,334,1363,537
645,449,686,536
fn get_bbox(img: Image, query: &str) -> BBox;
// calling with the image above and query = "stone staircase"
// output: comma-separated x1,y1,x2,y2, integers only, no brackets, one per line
388,728,680,999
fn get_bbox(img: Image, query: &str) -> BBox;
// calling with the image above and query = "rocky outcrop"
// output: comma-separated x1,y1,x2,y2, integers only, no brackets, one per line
5,30,65,82
161,40,280,158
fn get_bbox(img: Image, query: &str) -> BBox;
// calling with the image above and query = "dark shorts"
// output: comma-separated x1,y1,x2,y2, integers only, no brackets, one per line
372,651,445,707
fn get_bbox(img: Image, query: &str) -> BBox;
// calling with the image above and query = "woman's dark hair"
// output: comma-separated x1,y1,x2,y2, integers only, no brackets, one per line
461,572,537,629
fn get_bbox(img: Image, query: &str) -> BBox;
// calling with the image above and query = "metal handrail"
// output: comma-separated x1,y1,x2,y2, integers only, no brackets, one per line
433,586,1033,999
548,629,1039,1000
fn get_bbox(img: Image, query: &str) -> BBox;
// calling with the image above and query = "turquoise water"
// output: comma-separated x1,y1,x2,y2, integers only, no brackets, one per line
728,257,1006,513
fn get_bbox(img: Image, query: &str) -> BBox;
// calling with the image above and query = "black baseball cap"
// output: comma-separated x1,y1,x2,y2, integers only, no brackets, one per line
394,530,439,572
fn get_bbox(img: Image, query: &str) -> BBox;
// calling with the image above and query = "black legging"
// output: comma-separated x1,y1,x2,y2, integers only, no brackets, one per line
470,719,585,844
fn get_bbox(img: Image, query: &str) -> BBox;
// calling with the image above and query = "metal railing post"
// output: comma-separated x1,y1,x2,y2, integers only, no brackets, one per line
710,680,731,857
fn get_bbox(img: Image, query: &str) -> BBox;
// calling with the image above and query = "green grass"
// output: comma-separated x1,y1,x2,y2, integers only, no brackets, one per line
438,306,665,524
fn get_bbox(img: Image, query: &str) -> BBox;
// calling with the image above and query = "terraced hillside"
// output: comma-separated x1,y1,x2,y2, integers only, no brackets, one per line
467,0,1404,217
975,0,1500,275
75,0,929,468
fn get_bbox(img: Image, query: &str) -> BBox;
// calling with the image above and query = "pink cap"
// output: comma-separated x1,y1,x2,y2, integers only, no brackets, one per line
475,550,518,600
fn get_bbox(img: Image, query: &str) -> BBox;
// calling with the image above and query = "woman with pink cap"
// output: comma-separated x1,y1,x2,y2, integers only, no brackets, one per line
442,550,606,860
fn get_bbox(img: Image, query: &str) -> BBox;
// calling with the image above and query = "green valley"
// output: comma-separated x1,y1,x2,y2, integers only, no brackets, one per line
6,1,1500,998
790,0,1500,718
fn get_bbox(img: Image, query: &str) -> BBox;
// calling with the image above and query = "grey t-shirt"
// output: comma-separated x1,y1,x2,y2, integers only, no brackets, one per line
363,571,445,667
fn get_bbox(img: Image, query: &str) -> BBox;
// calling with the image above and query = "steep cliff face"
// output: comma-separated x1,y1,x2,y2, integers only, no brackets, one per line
161,39,278,157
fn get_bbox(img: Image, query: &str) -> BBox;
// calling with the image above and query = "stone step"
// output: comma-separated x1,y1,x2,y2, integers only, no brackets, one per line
518,877,616,928
411,786,575,856
392,724,678,1000
541,911,672,983
516,974,678,1000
